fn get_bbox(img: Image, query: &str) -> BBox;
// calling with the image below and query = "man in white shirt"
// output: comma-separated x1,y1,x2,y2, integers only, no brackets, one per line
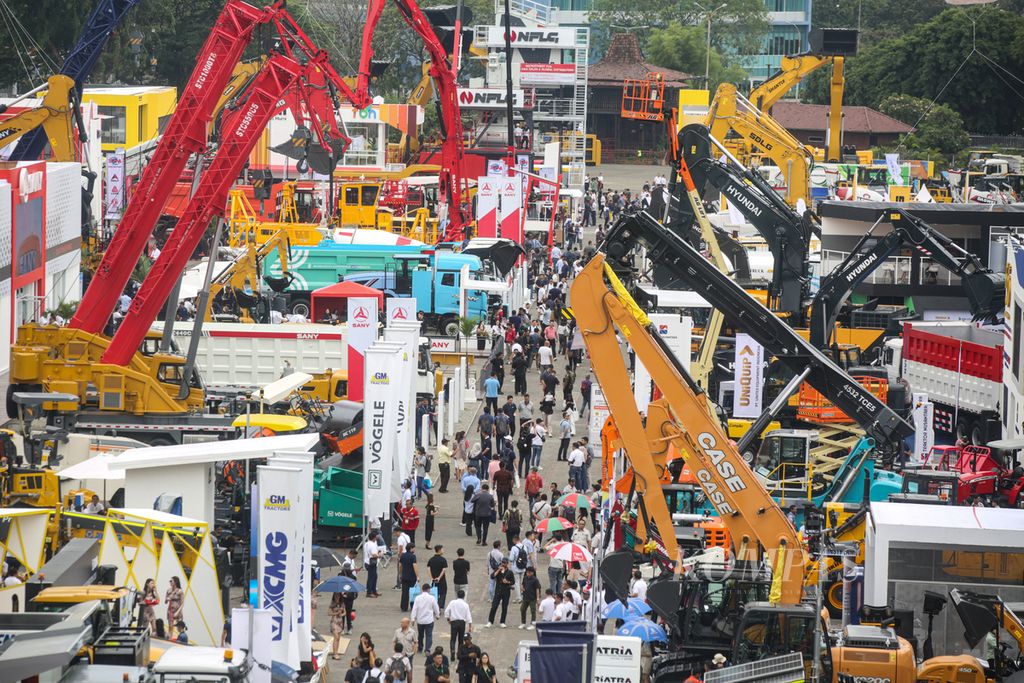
630,569,648,602
567,443,586,490
362,658,386,683
536,342,553,369
410,582,441,653
444,589,473,658
364,531,383,597
530,421,547,469
539,589,556,622
395,530,411,588
565,583,583,619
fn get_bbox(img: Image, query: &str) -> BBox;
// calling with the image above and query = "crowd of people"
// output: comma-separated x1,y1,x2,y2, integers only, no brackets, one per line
323,171,706,683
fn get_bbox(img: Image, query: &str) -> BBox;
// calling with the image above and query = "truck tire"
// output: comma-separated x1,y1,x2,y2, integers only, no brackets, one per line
440,315,459,337
146,435,177,447
955,416,972,444
970,422,985,446
289,296,311,319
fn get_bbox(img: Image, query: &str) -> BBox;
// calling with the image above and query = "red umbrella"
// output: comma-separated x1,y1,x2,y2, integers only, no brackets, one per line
546,541,593,563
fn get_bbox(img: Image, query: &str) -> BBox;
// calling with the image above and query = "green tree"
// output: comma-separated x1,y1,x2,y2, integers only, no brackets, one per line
801,7,1024,135
877,94,970,157
589,0,768,62
645,22,747,91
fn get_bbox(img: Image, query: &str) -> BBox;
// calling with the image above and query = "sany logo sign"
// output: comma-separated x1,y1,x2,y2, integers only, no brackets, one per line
18,167,43,203
352,306,369,322
457,88,524,109
391,307,408,320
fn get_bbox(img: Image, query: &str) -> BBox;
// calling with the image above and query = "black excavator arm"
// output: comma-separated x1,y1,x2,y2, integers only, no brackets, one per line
601,209,914,450
809,208,1005,348
679,123,820,316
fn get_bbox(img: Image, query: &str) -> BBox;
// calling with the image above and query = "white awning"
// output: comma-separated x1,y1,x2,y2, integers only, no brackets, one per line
111,433,319,470
256,372,314,405
58,456,126,481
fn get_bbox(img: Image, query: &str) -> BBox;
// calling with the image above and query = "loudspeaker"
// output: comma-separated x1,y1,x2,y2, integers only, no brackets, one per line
808,28,859,57
599,551,634,603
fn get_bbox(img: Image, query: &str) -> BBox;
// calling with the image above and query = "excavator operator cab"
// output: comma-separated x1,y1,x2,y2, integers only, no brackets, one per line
735,603,831,681
753,429,814,495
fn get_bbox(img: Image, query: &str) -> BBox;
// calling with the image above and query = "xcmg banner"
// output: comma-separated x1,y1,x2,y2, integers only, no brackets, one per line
363,345,402,518
733,333,765,419
257,465,302,669
347,297,379,401
270,452,315,663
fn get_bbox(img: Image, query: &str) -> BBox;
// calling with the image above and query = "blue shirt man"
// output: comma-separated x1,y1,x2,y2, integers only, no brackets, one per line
483,374,501,414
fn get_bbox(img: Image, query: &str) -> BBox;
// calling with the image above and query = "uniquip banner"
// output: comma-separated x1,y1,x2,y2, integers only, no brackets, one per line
364,345,402,518
257,465,303,669
733,332,765,419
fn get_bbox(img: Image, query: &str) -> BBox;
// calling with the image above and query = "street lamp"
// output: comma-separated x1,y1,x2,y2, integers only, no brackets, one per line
694,2,727,89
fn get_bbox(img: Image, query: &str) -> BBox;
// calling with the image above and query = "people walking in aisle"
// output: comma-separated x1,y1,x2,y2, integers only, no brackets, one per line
427,545,449,608
486,559,514,628
425,494,438,546
443,590,472,660
486,541,504,601
437,438,452,493
470,483,495,544
502,500,523,550
452,547,470,597
411,582,440,653
519,566,541,629
399,543,419,611
492,463,513,516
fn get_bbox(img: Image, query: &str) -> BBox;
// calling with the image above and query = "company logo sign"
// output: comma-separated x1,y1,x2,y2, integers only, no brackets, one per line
483,26,577,48
370,371,390,385
263,494,291,511
457,88,525,109
391,307,407,320
366,399,386,489
262,531,289,638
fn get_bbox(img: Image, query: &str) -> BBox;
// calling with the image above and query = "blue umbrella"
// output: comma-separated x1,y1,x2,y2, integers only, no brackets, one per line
602,598,652,620
316,576,365,593
616,617,668,642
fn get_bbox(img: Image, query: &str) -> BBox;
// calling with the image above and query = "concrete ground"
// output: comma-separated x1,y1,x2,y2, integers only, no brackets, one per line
312,162,657,682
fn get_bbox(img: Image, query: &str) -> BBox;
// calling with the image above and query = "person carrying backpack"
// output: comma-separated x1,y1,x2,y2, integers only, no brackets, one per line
384,643,411,683
502,499,523,549
508,534,527,601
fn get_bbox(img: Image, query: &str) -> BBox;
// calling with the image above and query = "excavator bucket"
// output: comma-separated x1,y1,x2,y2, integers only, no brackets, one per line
621,74,665,122
950,588,1002,649
598,550,635,602
964,271,1006,323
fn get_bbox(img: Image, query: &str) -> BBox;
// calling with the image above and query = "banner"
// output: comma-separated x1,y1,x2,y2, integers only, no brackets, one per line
104,149,126,220
520,63,576,85
269,452,315,663
911,392,934,463
499,177,523,243
347,297,379,401
386,297,416,326
257,465,303,669
363,345,402,518
649,313,694,372
457,87,525,109
232,608,273,683
385,322,423,490
530,645,587,683
634,358,652,414
733,333,765,418
884,153,902,185
588,380,610,447
477,176,500,238
483,26,579,48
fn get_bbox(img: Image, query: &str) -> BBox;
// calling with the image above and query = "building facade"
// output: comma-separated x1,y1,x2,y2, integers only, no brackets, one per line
740,0,812,86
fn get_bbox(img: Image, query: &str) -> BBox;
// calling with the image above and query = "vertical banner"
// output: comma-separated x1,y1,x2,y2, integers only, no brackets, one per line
732,333,765,418
588,381,610,447
257,465,302,669
487,159,507,177
104,149,126,220
347,297,379,401
387,297,416,326
232,608,273,683
386,322,423,490
476,177,499,238
270,452,315,663
884,153,901,185
633,359,652,415
911,392,934,463
649,313,694,372
363,346,401,519
517,154,531,194
499,177,523,243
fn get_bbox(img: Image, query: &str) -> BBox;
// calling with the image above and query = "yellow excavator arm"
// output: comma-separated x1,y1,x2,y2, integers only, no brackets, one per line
572,254,807,604
0,75,79,162
706,83,814,207
749,54,836,112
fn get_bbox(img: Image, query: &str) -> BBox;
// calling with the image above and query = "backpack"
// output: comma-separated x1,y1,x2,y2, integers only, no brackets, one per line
513,543,527,570
507,507,522,530
387,655,409,681
495,414,509,437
